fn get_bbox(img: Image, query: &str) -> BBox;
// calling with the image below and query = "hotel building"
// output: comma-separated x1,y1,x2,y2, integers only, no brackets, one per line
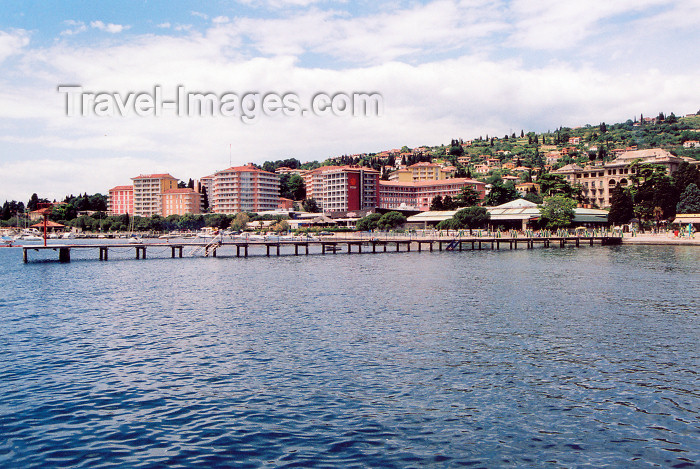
388,162,455,182
131,174,178,217
107,185,134,215
162,188,202,216
379,178,486,212
552,148,698,208
211,164,280,214
303,166,379,212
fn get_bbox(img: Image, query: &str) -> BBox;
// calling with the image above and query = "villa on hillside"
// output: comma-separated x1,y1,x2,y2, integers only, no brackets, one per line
552,148,699,208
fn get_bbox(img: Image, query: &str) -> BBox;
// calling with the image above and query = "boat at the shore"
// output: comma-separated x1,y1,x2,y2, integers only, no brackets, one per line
126,235,143,244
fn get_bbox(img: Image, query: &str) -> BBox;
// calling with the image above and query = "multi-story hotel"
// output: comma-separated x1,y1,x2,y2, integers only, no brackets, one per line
211,164,280,214
107,185,134,215
303,166,380,212
388,162,455,182
379,178,486,212
131,174,178,217
162,188,202,216
552,148,698,208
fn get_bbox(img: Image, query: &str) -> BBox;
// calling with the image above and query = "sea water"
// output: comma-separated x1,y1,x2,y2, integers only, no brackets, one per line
1,243,698,467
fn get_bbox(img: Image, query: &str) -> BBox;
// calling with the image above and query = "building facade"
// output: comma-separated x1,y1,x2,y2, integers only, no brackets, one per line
303,166,379,212
131,174,178,217
107,185,134,215
378,178,486,211
211,164,280,214
552,148,698,208
162,188,202,216
388,162,455,182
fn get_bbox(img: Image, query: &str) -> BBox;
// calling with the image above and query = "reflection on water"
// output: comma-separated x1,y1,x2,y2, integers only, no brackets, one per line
0,245,698,467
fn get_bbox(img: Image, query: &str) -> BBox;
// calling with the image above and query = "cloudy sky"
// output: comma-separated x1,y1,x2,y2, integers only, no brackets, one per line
1,0,699,202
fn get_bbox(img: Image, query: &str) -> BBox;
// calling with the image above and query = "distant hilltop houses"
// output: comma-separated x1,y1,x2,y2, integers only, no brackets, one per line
106,112,700,216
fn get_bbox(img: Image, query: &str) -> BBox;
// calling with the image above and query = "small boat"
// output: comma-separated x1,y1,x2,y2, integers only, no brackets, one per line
127,235,143,244
1,236,14,247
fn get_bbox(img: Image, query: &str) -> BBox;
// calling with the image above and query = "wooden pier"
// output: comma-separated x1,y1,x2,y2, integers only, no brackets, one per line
20,235,622,263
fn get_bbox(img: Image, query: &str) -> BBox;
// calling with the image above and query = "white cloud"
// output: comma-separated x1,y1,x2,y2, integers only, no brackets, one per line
191,11,209,20
157,22,172,29
60,20,87,36
507,0,673,50
235,0,326,7
227,1,507,64
0,0,698,201
90,21,130,34
0,29,30,63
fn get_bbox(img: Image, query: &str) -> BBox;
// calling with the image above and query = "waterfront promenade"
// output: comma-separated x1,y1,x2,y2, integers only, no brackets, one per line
619,233,700,245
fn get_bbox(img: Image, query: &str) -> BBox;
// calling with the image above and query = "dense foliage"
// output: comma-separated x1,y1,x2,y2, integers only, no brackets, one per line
539,196,577,229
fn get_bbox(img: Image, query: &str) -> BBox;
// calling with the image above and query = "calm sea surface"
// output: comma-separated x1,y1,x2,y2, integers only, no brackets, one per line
1,242,698,467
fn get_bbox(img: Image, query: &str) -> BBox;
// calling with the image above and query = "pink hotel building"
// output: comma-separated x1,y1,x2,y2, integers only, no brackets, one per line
107,185,134,215
209,164,280,214
378,178,486,211
302,166,485,213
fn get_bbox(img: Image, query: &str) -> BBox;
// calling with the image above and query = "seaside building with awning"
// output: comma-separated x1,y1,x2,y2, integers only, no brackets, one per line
406,199,609,230
672,214,700,228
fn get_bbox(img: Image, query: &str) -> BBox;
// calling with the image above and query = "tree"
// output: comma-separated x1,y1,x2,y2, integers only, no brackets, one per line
608,184,635,224
442,195,457,210
632,169,678,221
200,187,209,212
302,198,320,212
272,220,290,232
27,193,40,211
230,212,250,231
449,139,464,156
287,174,306,200
484,182,518,206
452,206,490,234
676,183,700,214
430,195,444,211
523,190,543,204
27,193,49,211
539,196,576,229
456,186,481,207
538,173,579,198
377,211,406,230
356,213,382,231
436,218,456,230
673,162,700,194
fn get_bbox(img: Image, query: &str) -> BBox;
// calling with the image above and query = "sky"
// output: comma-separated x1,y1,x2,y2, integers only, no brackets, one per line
1,0,699,203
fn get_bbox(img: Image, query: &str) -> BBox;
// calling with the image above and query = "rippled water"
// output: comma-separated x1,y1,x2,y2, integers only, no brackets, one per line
1,243,698,467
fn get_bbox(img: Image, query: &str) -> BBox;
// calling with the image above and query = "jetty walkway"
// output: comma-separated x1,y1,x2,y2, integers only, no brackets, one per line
20,234,622,263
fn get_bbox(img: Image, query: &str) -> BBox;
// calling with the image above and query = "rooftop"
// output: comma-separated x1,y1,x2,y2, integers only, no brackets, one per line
131,173,177,180
380,178,484,188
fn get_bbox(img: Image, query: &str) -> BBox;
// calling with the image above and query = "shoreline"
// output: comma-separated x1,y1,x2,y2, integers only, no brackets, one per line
620,234,700,246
